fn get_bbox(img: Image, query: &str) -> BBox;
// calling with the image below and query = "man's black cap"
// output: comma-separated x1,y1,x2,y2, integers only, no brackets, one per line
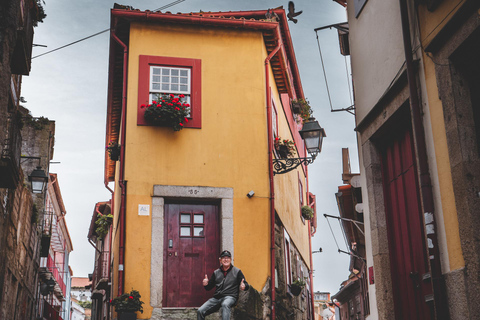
220,250,232,258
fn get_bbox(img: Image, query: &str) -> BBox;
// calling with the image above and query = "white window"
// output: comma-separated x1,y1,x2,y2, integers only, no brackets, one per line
284,230,292,286
272,99,278,137
149,66,191,105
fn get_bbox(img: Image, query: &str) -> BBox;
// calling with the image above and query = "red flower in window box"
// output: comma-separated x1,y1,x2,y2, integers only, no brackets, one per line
143,94,190,131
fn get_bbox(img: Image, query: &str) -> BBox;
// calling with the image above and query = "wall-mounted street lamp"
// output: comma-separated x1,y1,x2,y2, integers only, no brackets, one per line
21,156,49,194
28,166,48,193
312,248,323,254
273,117,326,175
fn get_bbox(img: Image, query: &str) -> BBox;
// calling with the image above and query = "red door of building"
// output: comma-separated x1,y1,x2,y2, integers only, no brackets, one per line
163,203,220,307
381,126,433,320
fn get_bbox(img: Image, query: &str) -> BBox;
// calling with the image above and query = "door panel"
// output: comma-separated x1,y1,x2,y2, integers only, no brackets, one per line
381,127,432,320
164,203,220,307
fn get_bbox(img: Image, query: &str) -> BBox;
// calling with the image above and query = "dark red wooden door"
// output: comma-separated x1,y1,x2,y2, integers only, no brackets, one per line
163,203,220,307
381,127,432,320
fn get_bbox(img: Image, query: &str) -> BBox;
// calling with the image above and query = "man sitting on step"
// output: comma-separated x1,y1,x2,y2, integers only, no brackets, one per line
197,250,249,320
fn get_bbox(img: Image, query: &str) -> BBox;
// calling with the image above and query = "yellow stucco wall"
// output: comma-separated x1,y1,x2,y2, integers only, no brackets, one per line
268,70,311,264
418,1,465,271
108,22,311,317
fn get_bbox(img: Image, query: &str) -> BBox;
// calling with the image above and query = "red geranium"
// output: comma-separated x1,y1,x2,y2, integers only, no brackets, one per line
142,93,190,131
110,289,144,313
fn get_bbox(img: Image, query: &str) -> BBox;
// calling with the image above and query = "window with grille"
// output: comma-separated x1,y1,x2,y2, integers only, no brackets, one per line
138,55,201,128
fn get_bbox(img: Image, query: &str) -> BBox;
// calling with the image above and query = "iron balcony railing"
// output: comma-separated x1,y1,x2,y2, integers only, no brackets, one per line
43,299,63,320
46,254,66,298
93,249,111,290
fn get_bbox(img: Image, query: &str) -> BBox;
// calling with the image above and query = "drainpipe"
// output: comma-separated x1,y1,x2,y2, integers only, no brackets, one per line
111,22,128,296
306,169,315,317
265,25,283,320
398,0,446,318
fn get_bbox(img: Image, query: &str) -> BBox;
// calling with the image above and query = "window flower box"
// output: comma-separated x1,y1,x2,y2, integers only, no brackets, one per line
141,94,190,131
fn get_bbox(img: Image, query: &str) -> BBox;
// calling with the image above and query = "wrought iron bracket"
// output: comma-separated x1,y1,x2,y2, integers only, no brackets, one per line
273,155,316,175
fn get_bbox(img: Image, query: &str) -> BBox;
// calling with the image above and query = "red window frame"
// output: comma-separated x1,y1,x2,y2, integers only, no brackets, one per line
137,55,202,128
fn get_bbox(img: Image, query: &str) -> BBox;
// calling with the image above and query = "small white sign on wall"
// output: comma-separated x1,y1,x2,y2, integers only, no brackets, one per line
138,204,150,216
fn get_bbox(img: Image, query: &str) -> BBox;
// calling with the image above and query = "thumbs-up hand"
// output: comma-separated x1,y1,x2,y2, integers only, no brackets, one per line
240,278,246,291
203,274,209,286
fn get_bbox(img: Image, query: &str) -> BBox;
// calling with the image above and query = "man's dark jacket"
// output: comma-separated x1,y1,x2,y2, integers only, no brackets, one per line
204,265,249,299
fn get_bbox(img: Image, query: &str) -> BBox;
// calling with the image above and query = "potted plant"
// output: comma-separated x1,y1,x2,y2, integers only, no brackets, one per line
274,137,296,158
95,213,113,240
110,289,144,320
290,278,306,296
291,98,313,124
301,205,314,220
141,93,190,131
106,141,121,161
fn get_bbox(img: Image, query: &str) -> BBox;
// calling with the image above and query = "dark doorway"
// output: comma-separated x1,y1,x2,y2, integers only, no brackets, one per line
380,124,432,320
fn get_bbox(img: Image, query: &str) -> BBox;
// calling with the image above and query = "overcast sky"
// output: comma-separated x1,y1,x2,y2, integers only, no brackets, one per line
22,0,358,296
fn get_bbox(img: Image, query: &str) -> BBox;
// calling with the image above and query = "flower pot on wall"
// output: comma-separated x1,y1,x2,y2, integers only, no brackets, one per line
118,312,137,320
291,101,302,113
290,284,303,296
109,147,120,161
277,145,290,159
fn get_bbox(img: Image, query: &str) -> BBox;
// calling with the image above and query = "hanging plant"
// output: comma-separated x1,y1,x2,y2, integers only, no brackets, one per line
95,213,113,239
290,278,306,296
141,94,190,131
291,98,313,124
274,137,296,158
106,141,121,161
301,205,314,220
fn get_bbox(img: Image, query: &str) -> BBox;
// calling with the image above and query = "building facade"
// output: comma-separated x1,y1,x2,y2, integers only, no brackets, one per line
339,0,480,319
104,5,320,319
37,173,74,320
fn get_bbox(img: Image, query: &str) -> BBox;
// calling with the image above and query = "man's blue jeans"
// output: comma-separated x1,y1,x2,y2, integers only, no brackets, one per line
197,296,236,320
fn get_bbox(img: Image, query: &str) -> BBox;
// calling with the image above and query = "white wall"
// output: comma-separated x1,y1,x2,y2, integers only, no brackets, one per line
347,0,405,124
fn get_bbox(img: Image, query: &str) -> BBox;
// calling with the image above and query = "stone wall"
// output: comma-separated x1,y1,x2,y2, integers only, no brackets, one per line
0,176,37,319
274,217,311,320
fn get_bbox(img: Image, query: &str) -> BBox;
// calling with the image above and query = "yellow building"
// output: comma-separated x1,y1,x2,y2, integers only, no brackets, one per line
102,5,323,319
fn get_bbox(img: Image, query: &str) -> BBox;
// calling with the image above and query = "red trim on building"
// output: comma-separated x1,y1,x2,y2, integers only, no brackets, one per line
137,55,202,128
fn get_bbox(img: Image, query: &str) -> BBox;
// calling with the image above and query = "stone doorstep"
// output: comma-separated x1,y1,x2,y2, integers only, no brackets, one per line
150,307,225,320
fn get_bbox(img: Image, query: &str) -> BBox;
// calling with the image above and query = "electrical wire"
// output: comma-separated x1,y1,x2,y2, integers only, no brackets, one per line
32,0,187,59
325,215,341,251
315,30,334,112
339,218,350,250
32,28,110,59
344,55,353,106
154,0,186,12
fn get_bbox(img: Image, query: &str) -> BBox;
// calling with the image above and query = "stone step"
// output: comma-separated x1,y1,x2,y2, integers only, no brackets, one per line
150,307,224,320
